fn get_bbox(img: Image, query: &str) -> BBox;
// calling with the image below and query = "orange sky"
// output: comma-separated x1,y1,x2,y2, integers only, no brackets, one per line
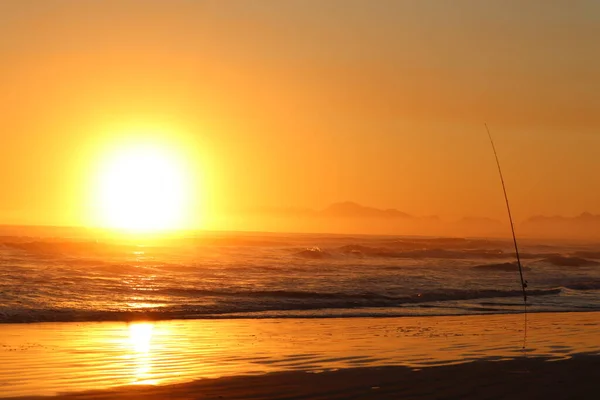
1,0,599,232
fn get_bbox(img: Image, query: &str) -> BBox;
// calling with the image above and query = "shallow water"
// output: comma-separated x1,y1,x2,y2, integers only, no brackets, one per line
1,312,599,397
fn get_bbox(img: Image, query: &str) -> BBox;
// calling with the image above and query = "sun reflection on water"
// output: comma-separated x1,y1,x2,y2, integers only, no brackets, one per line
128,322,157,385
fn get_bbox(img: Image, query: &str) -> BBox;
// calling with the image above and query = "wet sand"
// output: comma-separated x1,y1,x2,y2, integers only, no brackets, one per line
14,356,600,399
2,312,599,398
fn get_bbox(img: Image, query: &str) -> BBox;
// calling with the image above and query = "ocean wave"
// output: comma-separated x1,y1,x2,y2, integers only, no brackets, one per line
471,262,531,272
333,244,562,261
542,256,600,267
572,251,600,260
0,287,567,323
0,237,573,263
0,240,135,257
563,281,600,291
294,247,333,259
336,245,511,259
160,287,562,301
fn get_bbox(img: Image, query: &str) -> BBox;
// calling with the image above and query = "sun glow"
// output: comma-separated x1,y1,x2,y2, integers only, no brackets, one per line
94,141,194,232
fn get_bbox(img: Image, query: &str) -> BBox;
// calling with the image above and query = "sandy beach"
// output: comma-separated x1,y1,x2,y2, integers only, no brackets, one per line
14,356,600,400
2,311,599,399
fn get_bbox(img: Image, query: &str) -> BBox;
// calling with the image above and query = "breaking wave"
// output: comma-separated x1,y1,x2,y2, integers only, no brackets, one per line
0,287,567,323
471,262,532,272
542,256,600,267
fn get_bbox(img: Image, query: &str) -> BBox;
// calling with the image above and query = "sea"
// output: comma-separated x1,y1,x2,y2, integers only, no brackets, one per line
1,227,599,323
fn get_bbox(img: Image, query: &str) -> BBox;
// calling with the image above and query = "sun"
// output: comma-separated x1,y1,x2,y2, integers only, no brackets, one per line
94,143,191,232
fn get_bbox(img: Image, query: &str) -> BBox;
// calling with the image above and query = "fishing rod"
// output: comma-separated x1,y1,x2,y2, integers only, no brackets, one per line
485,124,528,304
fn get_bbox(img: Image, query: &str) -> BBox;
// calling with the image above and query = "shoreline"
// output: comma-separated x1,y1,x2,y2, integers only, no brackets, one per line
2,311,599,398
3,306,597,325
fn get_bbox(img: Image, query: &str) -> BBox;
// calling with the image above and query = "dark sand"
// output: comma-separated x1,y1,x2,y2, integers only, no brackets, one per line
14,356,600,400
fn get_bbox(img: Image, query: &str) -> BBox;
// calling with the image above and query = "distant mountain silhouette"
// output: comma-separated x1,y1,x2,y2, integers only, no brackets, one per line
320,202,412,218
241,202,414,219
521,212,600,239
524,212,600,225
233,203,599,239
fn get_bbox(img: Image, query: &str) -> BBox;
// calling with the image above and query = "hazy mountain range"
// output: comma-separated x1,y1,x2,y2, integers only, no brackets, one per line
239,202,600,239
521,212,600,240
2,202,596,240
